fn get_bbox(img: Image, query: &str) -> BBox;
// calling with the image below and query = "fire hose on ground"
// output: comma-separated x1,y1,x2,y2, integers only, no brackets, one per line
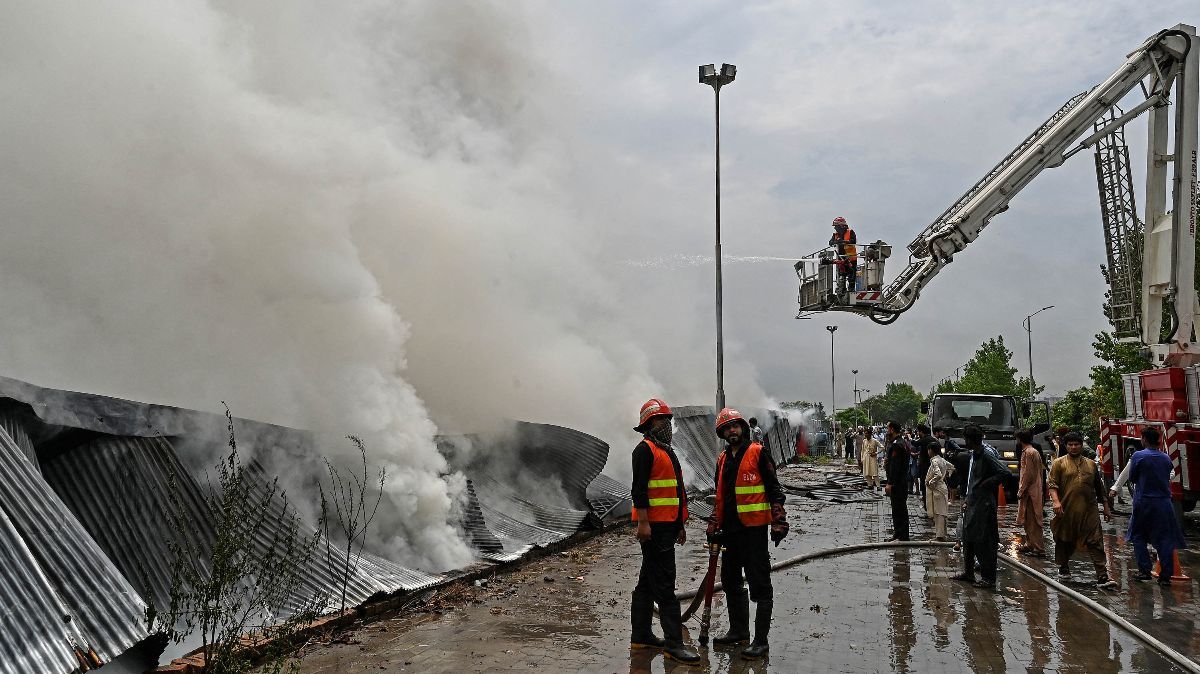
674,540,1200,674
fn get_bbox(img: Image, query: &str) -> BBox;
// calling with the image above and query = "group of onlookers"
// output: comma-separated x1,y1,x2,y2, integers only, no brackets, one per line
841,422,1186,590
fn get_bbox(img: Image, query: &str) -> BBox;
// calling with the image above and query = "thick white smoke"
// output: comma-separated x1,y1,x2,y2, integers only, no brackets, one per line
1,1,756,569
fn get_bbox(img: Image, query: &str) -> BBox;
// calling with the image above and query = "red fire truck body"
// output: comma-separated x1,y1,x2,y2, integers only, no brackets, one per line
1101,367,1200,512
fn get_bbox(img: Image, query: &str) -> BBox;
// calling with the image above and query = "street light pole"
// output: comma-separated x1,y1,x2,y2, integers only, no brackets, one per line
699,63,736,413
1022,305,1055,401
852,369,860,419
826,325,838,432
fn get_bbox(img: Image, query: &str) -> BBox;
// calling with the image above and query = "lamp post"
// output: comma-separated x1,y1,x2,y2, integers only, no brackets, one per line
826,326,838,439
699,63,736,413
863,389,872,426
1022,305,1055,401
852,369,860,419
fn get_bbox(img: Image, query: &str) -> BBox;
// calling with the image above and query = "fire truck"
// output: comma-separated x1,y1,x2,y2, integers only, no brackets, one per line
795,26,1199,513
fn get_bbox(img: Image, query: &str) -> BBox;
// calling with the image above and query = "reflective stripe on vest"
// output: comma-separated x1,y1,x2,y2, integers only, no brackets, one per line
840,229,857,261
631,440,688,523
714,442,772,527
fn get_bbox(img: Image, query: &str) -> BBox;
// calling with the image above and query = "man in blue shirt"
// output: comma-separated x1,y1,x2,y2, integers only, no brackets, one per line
1125,427,1187,586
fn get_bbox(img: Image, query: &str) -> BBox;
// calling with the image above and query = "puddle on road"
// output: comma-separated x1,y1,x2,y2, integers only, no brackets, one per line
763,546,1186,674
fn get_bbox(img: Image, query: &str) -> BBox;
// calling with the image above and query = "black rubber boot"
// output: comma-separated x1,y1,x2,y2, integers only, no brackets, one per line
664,642,701,664
741,600,771,660
630,592,662,649
712,590,750,645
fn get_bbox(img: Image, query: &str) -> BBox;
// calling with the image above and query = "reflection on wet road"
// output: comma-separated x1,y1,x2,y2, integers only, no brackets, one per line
711,546,1186,674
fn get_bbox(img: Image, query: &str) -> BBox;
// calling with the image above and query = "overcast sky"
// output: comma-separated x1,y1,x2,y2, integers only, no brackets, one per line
550,1,1195,408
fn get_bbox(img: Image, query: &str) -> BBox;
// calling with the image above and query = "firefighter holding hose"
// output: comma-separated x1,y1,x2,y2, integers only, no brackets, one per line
828,216,857,293
707,408,788,660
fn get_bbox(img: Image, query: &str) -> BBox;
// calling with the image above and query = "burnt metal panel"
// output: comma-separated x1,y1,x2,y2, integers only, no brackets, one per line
0,502,92,674
667,406,796,491
442,422,610,552
686,497,714,522
0,425,149,672
0,407,38,471
42,435,441,627
41,436,214,616
585,473,631,522
670,406,718,492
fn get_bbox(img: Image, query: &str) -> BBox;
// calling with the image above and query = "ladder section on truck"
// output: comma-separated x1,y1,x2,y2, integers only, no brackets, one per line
1093,105,1144,342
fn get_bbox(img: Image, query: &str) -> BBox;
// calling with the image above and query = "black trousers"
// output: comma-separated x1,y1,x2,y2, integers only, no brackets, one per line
720,526,773,603
963,540,998,583
632,524,683,643
889,489,909,540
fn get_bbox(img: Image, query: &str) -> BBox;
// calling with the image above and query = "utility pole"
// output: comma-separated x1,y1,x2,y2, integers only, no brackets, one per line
826,325,838,436
699,63,736,413
1023,305,1054,400
852,369,860,420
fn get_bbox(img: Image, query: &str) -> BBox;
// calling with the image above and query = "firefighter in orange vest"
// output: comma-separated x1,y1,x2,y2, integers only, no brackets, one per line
629,398,701,664
707,408,788,659
829,216,858,293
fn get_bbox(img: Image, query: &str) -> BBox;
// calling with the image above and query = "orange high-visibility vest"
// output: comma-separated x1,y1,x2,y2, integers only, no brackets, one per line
631,440,688,523
837,229,857,262
714,442,771,527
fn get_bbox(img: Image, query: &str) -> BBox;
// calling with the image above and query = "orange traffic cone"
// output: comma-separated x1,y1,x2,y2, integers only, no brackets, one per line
1152,551,1191,583
996,484,1007,507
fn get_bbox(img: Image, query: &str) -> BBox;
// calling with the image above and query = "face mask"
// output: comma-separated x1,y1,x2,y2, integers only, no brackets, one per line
651,421,674,445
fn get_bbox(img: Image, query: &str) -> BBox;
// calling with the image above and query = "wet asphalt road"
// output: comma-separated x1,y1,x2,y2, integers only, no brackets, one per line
289,464,1200,673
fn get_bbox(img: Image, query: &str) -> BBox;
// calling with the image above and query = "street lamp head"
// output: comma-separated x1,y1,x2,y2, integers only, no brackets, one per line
826,325,838,333
852,369,859,375
699,63,737,88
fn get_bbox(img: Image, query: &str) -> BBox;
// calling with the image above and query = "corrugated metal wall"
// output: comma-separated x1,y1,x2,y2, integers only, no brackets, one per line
0,423,149,674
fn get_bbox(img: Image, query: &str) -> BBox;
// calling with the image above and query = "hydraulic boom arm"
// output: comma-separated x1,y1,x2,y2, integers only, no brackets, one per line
797,25,1198,364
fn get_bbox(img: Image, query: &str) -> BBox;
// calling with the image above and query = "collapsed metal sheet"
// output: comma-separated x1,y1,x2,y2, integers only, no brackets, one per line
670,405,796,492
440,422,609,555
670,406,718,492
42,433,440,624
0,487,95,674
805,488,884,503
0,408,37,471
586,473,632,522
0,424,149,674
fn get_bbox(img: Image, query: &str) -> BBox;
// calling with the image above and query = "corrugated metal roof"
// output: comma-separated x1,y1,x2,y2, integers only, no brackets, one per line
585,473,632,521
671,406,718,491
41,435,214,617
440,422,610,556
0,407,38,471
42,432,442,624
669,406,797,492
0,499,92,674
0,423,149,674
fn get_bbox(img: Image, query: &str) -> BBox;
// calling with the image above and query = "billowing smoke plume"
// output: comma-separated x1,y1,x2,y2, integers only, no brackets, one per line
0,1,730,569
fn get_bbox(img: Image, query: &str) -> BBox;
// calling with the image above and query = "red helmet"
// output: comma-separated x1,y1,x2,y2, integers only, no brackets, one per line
832,216,847,227
635,398,673,431
715,407,746,435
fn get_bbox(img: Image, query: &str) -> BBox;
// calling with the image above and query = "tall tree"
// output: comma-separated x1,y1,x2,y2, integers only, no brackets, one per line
1089,331,1152,418
833,407,870,429
1051,386,1104,438
862,382,924,425
939,335,1043,400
